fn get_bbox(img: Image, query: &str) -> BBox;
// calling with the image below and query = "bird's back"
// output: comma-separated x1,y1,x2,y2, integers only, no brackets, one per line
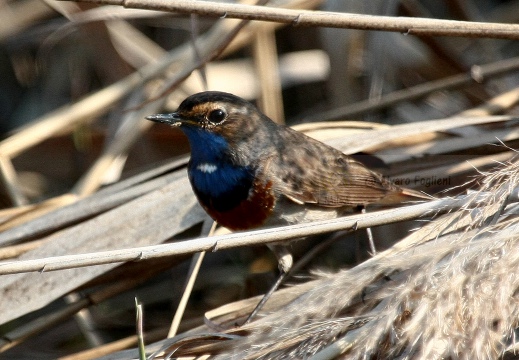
256,125,427,210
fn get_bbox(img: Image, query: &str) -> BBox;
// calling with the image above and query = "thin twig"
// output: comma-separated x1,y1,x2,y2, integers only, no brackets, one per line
64,0,519,40
0,155,27,206
304,56,519,121
57,327,168,360
0,255,181,353
135,298,146,360
0,0,257,159
168,220,216,338
65,293,104,347
71,93,159,196
459,86,519,116
0,72,144,158
140,0,271,106
0,238,48,260
253,26,284,123
0,196,473,275
0,299,90,352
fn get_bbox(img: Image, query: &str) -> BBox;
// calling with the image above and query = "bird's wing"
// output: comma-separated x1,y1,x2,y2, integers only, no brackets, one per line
265,128,410,208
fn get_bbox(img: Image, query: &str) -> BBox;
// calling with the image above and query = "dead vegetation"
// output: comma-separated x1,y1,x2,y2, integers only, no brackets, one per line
1,0,519,359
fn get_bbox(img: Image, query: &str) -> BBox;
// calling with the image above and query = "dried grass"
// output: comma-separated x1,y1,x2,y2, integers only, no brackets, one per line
147,157,519,360
2,0,519,358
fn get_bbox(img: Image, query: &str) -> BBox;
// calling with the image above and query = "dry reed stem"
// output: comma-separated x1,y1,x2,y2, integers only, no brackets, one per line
0,194,78,234
71,96,158,196
0,256,180,353
57,327,168,360
327,114,514,155
0,196,470,275
0,159,187,246
459,86,519,116
0,239,48,260
168,220,216,338
253,26,285,123
0,72,143,158
0,155,27,206
0,298,89,353
62,0,519,40
377,129,519,163
306,56,519,121
0,0,54,40
136,298,146,360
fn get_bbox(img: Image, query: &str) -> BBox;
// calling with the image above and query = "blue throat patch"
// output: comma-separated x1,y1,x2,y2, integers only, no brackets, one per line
182,126,254,212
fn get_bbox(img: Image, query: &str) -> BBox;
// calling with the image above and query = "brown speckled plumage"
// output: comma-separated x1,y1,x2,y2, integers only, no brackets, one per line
147,91,429,231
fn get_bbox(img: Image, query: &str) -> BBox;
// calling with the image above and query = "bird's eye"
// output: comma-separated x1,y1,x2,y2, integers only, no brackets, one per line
207,109,226,124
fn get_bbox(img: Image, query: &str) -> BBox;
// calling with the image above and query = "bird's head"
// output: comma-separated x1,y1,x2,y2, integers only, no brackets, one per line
146,91,265,140
147,91,276,166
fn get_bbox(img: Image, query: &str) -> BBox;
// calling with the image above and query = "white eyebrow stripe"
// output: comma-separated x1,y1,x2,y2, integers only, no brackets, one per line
196,163,218,173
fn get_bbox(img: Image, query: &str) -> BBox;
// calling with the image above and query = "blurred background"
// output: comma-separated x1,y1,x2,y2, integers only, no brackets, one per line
1,0,519,358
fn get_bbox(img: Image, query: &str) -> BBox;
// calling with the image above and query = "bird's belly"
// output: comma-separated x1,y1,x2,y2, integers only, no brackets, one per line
264,197,343,228
201,180,276,231
198,183,344,231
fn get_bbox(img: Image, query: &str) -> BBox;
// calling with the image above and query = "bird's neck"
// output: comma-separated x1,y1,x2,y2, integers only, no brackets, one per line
183,128,254,213
181,127,227,164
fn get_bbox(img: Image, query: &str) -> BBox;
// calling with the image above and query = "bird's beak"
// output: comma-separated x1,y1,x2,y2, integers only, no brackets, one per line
146,112,196,127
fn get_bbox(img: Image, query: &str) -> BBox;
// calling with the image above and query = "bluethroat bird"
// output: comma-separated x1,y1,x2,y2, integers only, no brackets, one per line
147,91,429,321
